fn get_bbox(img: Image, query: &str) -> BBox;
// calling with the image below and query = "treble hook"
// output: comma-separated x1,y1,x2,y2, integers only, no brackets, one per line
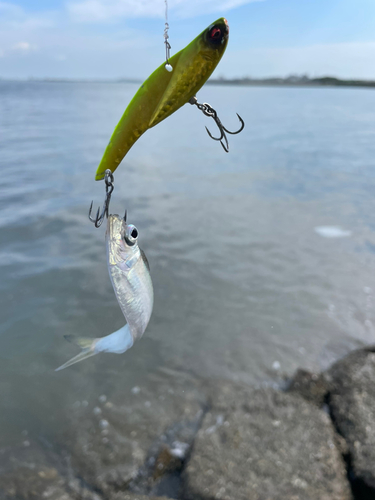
189,96,244,152
89,169,114,228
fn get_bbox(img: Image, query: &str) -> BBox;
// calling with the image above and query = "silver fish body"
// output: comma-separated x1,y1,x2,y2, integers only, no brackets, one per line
55,213,153,371
106,214,154,342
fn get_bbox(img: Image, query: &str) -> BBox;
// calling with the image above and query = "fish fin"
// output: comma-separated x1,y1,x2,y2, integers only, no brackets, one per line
140,248,150,271
64,335,94,350
55,349,97,371
56,337,98,371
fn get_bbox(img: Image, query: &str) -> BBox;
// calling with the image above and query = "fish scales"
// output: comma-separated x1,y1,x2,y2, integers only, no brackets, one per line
55,213,153,371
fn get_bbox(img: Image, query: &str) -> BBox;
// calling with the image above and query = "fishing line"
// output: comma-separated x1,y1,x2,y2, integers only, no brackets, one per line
164,0,173,71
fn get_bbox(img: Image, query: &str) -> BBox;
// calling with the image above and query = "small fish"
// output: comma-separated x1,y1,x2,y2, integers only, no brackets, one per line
56,213,153,371
95,17,229,180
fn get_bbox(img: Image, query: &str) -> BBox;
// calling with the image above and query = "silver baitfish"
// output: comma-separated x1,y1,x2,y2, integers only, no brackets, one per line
56,213,154,371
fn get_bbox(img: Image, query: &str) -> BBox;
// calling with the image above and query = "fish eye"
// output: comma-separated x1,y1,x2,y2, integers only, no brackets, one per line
124,224,138,246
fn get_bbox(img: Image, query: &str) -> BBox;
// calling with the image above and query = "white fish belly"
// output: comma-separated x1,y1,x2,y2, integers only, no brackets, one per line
109,257,154,341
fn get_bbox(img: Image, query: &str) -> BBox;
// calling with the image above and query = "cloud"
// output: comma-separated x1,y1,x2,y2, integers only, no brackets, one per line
0,2,57,60
67,0,262,22
12,42,36,52
1,1,374,80
0,1,55,29
0,1,23,19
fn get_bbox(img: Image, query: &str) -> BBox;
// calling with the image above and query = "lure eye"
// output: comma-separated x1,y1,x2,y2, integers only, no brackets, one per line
207,25,225,46
211,28,221,39
124,224,138,246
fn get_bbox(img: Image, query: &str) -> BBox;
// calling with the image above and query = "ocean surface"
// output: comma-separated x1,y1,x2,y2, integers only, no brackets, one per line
1,81,375,445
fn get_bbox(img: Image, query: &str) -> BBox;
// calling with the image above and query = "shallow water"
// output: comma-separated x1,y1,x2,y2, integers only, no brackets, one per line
1,81,375,445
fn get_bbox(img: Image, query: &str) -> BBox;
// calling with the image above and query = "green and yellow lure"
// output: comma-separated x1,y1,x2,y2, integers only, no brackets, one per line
95,18,230,180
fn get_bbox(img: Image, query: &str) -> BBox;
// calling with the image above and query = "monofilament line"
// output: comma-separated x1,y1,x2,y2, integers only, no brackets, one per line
164,0,173,71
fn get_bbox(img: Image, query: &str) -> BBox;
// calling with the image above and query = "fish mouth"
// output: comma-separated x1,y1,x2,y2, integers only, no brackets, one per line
107,214,125,244
106,214,126,265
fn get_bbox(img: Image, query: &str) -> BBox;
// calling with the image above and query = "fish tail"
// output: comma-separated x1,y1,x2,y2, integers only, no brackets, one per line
64,335,94,349
55,336,98,371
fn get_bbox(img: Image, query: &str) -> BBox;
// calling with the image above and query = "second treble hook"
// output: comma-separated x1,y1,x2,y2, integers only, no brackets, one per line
189,96,244,152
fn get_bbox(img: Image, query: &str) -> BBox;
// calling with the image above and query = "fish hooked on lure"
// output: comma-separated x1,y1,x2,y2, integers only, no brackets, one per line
56,212,154,371
95,17,236,181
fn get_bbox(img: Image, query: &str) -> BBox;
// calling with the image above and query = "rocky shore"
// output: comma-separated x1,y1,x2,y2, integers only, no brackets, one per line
2,346,375,500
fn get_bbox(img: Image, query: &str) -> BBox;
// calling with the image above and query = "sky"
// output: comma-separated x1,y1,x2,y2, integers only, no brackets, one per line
1,0,375,79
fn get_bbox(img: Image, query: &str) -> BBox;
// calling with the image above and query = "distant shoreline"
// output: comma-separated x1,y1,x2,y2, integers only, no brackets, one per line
208,76,375,89
1,76,375,89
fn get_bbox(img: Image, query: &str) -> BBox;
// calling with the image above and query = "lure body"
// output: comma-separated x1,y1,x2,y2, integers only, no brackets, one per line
56,214,153,370
95,18,229,180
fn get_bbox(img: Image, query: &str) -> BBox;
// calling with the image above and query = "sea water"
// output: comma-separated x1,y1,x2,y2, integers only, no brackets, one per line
1,81,375,444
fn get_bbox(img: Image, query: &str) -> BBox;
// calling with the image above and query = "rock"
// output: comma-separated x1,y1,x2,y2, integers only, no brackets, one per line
287,368,329,407
56,370,207,496
183,381,352,500
108,494,171,500
152,446,183,480
0,440,99,500
326,346,375,492
0,439,174,500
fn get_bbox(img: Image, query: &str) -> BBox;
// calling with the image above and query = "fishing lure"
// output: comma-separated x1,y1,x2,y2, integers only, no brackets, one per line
56,172,154,370
95,17,244,181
